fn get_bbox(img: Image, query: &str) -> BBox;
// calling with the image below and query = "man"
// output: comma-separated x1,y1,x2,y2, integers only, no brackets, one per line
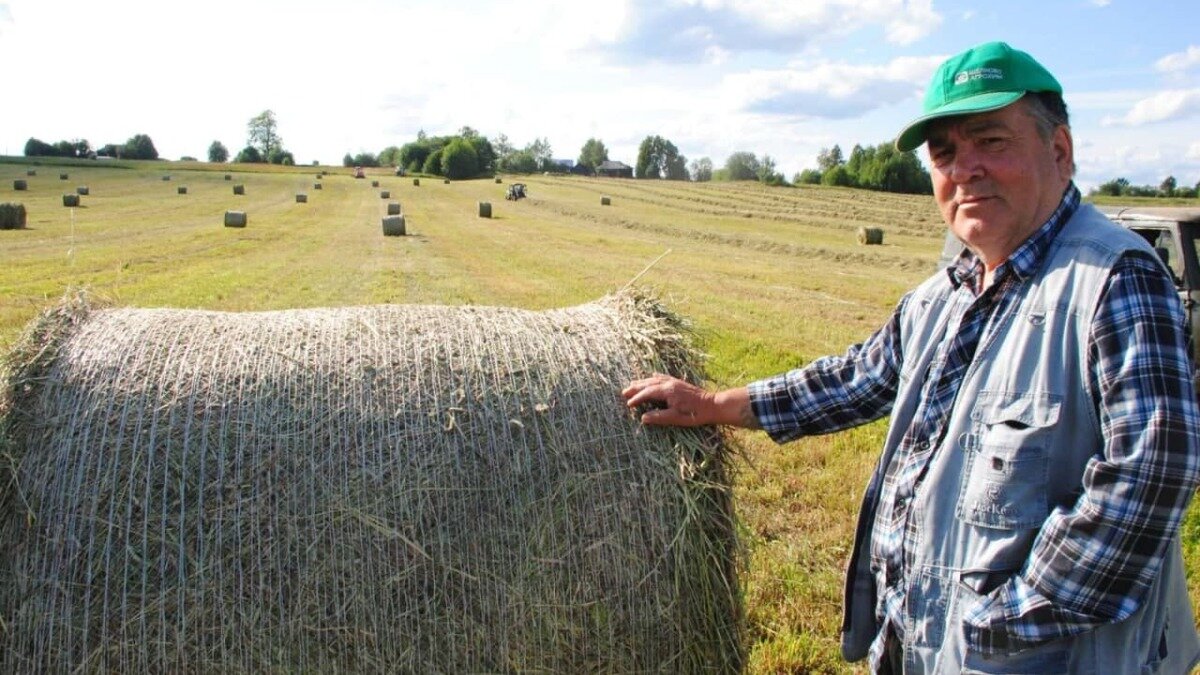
623,42,1200,673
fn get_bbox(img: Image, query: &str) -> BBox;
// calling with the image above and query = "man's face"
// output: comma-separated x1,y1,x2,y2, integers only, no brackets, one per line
926,99,1073,268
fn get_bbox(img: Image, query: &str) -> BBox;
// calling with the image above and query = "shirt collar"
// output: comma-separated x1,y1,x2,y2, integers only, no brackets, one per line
946,183,1081,290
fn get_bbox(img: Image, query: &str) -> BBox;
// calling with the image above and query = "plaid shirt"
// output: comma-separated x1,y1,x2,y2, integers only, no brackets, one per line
748,184,1200,658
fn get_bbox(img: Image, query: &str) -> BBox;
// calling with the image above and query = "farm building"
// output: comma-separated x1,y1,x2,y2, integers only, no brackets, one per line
596,161,633,178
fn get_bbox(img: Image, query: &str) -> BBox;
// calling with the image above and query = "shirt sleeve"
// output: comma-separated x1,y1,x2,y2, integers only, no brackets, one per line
746,295,907,444
963,250,1200,654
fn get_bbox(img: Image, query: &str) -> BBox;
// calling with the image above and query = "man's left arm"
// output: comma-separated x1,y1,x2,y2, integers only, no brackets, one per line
964,251,1200,654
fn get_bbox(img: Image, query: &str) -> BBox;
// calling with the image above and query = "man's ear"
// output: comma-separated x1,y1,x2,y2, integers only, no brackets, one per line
1052,125,1075,180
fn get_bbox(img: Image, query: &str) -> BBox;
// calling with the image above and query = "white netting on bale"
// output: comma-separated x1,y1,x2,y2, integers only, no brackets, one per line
0,292,742,673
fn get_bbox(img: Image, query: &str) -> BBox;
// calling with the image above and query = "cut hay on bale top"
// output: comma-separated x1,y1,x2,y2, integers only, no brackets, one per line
0,292,742,673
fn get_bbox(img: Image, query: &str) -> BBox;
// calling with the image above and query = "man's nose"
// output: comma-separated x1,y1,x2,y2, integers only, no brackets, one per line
948,145,984,183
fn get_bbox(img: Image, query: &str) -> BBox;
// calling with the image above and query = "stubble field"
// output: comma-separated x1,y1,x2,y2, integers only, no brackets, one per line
1,158,1195,673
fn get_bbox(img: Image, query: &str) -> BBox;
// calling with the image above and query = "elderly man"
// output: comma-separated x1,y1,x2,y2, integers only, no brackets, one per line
623,42,1200,673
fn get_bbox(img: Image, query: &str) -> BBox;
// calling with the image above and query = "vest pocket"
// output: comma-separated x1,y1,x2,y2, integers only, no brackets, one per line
958,394,1057,530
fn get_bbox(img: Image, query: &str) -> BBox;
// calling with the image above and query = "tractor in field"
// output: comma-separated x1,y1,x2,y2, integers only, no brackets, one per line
353,166,365,179
506,183,527,201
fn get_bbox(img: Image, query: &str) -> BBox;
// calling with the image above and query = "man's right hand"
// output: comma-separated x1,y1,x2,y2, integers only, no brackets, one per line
621,374,758,429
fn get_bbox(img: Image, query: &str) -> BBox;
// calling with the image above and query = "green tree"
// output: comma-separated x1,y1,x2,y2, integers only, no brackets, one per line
352,152,379,168
722,151,760,181
795,169,822,184
399,142,431,173
379,146,402,166
247,110,283,162
578,138,609,171
817,145,844,172
467,135,496,176
757,155,780,184
441,138,479,179
23,137,55,157
123,134,159,160
1161,175,1177,197
821,165,852,186
422,148,444,175
689,157,713,182
525,137,553,171
268,148,295,165
208,140,229,163
235,145,263,163
501,150,538,173
636,135,686,179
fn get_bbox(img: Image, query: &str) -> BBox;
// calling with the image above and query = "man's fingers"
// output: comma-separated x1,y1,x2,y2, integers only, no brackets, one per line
640,407,696,427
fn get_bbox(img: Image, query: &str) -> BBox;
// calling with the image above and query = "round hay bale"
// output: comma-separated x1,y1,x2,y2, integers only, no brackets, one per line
76,186,89,196
177,186,188,195
478,201,492,218
413,178,420,187
0,202,26,230
382,215,406,236
371,180,380,188
495,177,502,184
233,184,245,195
224,174,232,181
314,182,323,190
857,227,884,245
13,180,27,191
601,196,612,206
380,190,390,199
59,173,68,180
224,210,247,227
25,169,36,176
296,193,308,203
444,178,450,184
0,292,740,673
387,202,401,216
162,175,171,181
62,194,79,207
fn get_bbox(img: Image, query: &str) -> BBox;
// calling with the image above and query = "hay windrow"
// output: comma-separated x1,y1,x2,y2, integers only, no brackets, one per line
0,290,743,673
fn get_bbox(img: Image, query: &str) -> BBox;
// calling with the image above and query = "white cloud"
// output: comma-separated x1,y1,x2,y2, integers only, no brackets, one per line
1155,46,1200,74
1188,142,1200,161
1103,89,1200,126
731,55,944,119
1089,0,1112,6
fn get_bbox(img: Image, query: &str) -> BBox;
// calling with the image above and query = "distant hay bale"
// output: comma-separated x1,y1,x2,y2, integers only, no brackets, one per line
296,193,308,203
224,210,247,227
387,202,401,216
0,292,741,673
13,180,27,191
26,170,36,176
62,194,79,207
857,227,884,245
371,180,380,188
0,203,26,230
444,179,450,184
162,175,171,181
76,186,89,196
601,196,612,206
177,186,188,195
495,177,502,183
224,174,232,181
478,201,492,218
380,190,390,199
233,184,245,195
413,178,420,187
314,183,323,190
59,173,68,180
382,215,406,236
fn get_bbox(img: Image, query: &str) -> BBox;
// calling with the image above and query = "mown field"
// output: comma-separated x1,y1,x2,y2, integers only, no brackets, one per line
1,158,1196,673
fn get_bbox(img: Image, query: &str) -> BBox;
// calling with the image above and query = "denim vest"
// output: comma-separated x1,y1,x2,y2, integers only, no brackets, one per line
841,204,1200,674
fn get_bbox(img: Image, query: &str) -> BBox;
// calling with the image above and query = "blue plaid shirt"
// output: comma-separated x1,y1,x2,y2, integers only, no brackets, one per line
748,184,1200,658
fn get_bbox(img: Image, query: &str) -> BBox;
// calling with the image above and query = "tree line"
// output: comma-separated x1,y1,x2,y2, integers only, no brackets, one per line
24,134,159,161
1091,176,1200,199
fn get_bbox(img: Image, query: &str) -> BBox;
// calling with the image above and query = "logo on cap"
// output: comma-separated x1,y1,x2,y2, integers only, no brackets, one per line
953,67,1004,86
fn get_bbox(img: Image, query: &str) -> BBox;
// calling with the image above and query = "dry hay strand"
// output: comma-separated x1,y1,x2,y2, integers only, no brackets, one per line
412,178,420,187
233,184,245,196
386,202,401,216
61,194,79,207
478,202,492,218
0,291,742,674
13,180,27,191
381,215,406,236
76,186,89,196
224,211,247,227
601,196,612,206
313,183,323,190
295,193,308,203
0,203,26,230
379,191,390,199
857,226,884,245
177,186,188,195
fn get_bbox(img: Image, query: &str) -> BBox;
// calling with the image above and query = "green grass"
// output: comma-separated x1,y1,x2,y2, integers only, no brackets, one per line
2,157,1197,673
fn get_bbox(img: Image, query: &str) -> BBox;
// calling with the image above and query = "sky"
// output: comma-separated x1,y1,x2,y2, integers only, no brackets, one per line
1,0,1198,192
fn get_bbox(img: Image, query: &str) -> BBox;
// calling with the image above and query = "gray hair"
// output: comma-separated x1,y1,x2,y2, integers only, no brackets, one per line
1023,91,1070,140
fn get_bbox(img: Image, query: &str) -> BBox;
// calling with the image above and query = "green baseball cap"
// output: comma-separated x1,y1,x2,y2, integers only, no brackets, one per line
895,41,1062,152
